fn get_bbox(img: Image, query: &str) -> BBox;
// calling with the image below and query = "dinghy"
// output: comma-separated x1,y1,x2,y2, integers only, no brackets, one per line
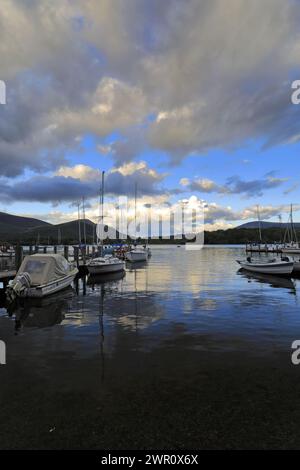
236,257,294,275
7,254,78,299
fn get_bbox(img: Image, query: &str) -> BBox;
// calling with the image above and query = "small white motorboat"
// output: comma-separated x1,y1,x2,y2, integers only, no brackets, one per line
125,246,148,262
0,246,15,257
87,255,125,274
236,257,294,275
7,254,78,299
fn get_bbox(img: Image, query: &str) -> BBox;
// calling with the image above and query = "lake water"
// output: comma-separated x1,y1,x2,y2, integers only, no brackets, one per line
1,245,300,449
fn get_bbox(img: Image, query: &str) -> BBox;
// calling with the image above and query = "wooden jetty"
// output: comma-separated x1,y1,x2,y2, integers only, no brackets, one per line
245,243,282,253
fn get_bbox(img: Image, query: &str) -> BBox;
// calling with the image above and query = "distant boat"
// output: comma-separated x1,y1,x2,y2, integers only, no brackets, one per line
282,204,300,254
0,246,14,257
245,206,268,252
6,254,78,299
125,183,149,263
236,257,294,275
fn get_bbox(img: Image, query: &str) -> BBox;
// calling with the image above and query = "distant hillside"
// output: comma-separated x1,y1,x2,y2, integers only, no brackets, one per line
237,220,300,229
1,211,300,245
0,211,50,240
204,227,299,244
25,219,97,244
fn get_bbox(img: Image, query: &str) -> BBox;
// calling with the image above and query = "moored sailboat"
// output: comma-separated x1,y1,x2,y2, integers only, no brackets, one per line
87,171,125,275
281,204,300,254
125,183,149,263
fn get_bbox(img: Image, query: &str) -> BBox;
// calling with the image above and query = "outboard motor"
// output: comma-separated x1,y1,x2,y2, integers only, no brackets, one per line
281,256,290,262
6,272,32,301
246,256,252,263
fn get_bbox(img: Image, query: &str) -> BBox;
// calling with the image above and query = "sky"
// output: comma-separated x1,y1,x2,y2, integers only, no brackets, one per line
1,0,300,231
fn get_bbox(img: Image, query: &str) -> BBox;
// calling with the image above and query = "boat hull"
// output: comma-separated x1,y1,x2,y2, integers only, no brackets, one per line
87,263,124,274
292,261,300,272
238,261,294,275
125,252,147,262
20,272,78,298
0,252,14,257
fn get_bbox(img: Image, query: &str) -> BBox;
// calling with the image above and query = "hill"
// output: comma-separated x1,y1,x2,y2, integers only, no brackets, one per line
0,211,50,240
237,220,300,229
25,219,97,244
0,211,299,245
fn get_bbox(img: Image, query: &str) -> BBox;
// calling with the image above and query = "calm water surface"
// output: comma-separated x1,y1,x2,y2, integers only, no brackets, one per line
1,245,300,449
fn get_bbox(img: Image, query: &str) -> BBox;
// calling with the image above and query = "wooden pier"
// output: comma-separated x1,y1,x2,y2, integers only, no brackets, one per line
245,243,282,254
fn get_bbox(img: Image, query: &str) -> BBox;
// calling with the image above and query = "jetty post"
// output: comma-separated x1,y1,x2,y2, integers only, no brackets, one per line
15,245,23,270
64,246,69,260
74,246,79,267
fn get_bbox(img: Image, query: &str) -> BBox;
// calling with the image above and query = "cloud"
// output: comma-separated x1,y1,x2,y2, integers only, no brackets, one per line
180,174,288,197
55,164,100,181
284,183,300,195
204,202,300,224
0,0,300,177
0,161,165,204
225,175,288,197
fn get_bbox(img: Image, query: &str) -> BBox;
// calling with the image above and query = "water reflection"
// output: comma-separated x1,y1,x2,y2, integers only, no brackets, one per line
3,246,300,450
87,270,126,286
7,287,75,333
237,268,297,293
2,246,300,357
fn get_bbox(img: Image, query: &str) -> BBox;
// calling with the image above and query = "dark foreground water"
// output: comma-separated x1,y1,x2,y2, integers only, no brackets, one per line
1,245,300,449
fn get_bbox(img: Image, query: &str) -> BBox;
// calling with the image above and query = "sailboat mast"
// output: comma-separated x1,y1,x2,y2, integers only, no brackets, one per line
257,205,262,243
134,181,137,242
82,196,87,246
290,203,298,246
78,202,81,245
100,171,105,256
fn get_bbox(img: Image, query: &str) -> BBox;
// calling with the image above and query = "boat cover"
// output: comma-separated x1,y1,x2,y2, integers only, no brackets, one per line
17,254,71,286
